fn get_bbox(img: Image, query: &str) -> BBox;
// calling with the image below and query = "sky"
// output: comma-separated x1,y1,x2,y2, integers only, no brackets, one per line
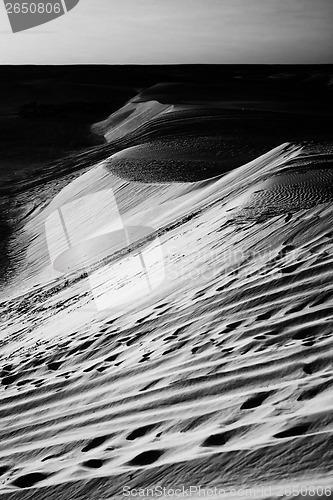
0,0,332,64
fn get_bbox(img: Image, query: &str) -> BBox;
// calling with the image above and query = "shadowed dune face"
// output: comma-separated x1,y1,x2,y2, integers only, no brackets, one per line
91,82,333,182
101,111,302,182
0,73,333,499
106,136,243,182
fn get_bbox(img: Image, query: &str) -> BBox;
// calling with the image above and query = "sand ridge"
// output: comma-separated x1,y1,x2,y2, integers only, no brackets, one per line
0,141,332,498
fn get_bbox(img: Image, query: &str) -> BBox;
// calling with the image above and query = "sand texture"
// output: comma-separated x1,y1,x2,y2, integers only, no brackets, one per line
0,72,333,499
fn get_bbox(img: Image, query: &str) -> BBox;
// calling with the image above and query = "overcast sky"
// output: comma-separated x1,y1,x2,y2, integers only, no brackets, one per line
0,0,332,64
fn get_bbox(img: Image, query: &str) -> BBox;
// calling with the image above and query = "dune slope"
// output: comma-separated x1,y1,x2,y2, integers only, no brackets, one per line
1,78,333,498
0,140,332,499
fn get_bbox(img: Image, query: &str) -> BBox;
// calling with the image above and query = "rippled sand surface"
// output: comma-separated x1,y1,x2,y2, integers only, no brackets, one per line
0,83,333,499
232,161,333,218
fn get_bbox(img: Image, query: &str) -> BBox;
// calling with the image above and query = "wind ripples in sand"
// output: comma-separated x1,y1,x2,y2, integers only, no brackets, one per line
0,91,333,499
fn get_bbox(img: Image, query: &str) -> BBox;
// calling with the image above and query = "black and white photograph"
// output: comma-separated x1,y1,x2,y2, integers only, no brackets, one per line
0,1,332,499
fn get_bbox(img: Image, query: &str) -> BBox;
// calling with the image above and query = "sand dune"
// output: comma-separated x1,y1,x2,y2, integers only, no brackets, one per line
90,83,333,184
1,74,333,499
0,135,333,499
91,99,174,143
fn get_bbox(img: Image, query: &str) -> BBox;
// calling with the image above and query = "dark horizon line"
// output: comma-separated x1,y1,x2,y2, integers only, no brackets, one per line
1,63,333,67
